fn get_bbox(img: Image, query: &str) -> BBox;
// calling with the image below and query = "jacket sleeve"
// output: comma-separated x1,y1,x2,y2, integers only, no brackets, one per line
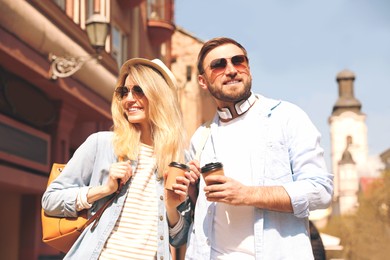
169,123,211,247
41,133,99,218
169,198,193,247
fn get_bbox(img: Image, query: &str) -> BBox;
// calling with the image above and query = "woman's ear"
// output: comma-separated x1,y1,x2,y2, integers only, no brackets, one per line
197,74,208,90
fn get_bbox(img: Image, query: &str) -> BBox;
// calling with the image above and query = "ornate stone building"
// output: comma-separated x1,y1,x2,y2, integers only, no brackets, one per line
328,70,367,215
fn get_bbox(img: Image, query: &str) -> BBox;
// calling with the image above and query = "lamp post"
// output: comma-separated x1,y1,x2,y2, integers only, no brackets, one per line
49,14,110,80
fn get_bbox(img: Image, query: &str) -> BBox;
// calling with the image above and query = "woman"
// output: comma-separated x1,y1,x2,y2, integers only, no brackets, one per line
42,58,191,259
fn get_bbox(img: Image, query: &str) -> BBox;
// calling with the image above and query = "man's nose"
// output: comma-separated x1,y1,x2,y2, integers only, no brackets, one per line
224,61,238,75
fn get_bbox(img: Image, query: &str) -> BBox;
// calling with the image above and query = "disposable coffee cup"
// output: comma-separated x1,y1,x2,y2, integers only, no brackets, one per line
201,162,224,185
165,162,189,190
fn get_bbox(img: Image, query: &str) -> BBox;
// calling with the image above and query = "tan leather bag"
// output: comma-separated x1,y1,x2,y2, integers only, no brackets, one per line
41,163,121,253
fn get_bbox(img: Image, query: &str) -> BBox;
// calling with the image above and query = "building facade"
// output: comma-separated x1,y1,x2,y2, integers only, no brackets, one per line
380,148,390,171
171,27,216,140
0,0,213,259
328,70,367,215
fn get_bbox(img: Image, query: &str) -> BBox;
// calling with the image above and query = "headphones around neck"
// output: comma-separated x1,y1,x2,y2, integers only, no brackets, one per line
217,93,257,120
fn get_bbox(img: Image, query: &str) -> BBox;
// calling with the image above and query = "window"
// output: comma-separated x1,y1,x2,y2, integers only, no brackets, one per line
86,0,94,19
86,0,104,19
52,0,65,10
147,0,165,20
111,26,127,67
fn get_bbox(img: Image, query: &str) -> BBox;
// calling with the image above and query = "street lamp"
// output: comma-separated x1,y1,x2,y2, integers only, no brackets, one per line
49,14,110,80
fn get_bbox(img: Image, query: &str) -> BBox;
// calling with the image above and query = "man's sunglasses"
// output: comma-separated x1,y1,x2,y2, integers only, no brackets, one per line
205,55,248,74
114,85,145,101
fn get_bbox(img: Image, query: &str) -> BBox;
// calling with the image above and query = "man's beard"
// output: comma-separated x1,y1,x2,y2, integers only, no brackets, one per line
208,80,252,103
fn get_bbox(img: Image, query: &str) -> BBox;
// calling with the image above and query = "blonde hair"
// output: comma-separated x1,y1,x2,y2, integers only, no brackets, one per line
111,63,186,177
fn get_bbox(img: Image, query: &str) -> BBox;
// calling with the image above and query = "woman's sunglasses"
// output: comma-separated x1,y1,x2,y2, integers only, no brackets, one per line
114,85,145,101
205,55,248,74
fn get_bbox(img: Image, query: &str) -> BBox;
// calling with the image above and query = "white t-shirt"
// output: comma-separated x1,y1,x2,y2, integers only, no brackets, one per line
210,106,262,259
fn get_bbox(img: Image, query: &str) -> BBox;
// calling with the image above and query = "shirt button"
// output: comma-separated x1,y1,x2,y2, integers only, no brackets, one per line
206,239,210,246
160,257,164,260
160,196,163,200
159,215,164,221
160,235,164,240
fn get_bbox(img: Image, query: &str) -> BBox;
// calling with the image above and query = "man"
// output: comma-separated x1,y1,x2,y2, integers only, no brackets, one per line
183,37,333,259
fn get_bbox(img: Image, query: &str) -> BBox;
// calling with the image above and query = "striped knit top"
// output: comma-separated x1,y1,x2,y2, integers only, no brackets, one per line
100,144,158,259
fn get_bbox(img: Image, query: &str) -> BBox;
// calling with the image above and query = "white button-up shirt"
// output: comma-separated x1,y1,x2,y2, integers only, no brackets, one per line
183,94,333,260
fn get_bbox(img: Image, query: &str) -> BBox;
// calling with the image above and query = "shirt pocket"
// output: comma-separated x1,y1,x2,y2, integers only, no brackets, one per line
264,141,293,184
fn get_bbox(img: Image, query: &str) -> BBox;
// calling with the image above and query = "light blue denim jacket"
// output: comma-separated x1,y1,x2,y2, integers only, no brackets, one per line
183,94,334,259
42,131,189,259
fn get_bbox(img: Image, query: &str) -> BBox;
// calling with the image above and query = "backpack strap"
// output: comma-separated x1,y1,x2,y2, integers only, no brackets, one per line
195,120,212,161
189,120,212,212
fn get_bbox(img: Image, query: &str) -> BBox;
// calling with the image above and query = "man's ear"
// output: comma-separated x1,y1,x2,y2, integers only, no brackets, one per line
198,74,208,90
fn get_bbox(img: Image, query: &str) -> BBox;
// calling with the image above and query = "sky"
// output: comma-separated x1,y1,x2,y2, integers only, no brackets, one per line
175,0,390,168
